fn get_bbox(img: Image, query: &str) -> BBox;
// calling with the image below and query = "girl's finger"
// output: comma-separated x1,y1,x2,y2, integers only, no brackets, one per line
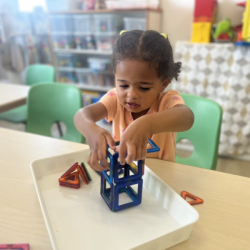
98,146,110,170
141,145,147,160
87,153,97,171
134,146,142,161
96,139,110,170
104,132,116,150
119,141,127,165
125,144,136,164
89,152,105,172
114,146,119,153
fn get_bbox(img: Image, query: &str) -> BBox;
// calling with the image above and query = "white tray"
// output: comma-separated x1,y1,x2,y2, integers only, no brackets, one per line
30,150,199,250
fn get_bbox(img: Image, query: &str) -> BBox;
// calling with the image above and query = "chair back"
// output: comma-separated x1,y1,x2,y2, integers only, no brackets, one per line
25,64,55,86
176,93,222,170
26,83,85,143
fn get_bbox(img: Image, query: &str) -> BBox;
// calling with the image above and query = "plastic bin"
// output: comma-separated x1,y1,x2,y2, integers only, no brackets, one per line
87,58,112,71
75,68,95,84
94,73,114,87
106,0,160,9
73,15,93,33
93,14,123,33
53,33,75,49
74,32,96,50
50,15,73,33
74,57,85,68
58,68,77,83
57,53,75,67
95,33,117,51
124,17,146,31
47,0,80,11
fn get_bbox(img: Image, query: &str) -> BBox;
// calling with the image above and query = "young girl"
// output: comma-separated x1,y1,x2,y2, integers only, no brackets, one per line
74,30,194,172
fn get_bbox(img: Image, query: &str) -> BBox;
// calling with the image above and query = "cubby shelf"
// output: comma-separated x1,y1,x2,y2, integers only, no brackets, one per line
70,83,113,92
54,48,112,55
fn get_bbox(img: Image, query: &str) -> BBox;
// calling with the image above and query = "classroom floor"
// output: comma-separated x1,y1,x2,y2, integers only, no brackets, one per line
1,120,249,178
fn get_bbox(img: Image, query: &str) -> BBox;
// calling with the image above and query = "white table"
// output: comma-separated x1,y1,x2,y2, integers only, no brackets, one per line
0,128,250,249
0,83,30,113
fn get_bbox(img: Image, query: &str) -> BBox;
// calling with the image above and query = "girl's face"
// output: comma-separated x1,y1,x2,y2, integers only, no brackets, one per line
115,59,170,117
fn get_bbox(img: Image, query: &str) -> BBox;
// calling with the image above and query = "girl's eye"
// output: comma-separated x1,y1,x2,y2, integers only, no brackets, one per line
140,87,150,91
119,85,128,88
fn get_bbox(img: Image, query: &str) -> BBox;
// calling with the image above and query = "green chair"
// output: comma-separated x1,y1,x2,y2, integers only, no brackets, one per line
176,93,223,170
0,64,55,124
26,83,85,143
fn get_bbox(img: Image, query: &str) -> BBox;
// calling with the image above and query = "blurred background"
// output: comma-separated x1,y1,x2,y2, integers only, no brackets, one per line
0,0,250,176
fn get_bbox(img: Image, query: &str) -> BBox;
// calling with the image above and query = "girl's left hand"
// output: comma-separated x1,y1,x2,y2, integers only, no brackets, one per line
118,120,150,165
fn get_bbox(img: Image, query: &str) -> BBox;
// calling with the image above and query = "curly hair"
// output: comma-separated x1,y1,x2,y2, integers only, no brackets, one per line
112,30,181,81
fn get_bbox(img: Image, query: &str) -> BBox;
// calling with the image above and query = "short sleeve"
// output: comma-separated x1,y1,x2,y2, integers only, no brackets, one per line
159,90,185,110
99,88,118,122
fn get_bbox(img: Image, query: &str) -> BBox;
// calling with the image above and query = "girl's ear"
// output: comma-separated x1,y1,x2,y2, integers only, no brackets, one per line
160,77,171,92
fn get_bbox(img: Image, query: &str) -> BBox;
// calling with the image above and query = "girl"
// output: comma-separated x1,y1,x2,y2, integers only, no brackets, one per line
74,30,194,171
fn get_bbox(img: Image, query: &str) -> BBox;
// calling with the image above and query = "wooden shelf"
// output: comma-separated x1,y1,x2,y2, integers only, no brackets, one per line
50,8,162,14
54,48,112,55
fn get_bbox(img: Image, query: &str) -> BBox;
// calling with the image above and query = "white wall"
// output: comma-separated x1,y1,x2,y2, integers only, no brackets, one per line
161,0,245,46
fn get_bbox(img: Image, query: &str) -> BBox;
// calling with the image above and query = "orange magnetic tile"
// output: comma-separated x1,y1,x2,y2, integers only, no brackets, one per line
77,165,89,185
59,182,80,189
181,191,204,205
61,162,78,178
59,172,80,186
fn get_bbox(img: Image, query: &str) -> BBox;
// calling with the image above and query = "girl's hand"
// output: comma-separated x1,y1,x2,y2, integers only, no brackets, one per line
87,126,116,172
118,120,150,165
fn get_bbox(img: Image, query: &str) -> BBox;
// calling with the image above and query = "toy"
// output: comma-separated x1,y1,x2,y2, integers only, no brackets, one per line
212,18,234,42
194,0,217,21
75,34,96,50
59,172,81,189
0,244,29,250
58,162,92,188
100,139,160,212
59,71,77,83
95,0,106,9
77,163,90,184
82,0,95,10
191,22,212,43
81,162,92,181
181,191,204,205
242,0,250,42
53,35,75,49
191,0,218,43
234,0,250,46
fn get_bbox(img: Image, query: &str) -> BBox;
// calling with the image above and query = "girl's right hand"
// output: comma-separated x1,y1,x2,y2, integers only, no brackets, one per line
87,126,116,172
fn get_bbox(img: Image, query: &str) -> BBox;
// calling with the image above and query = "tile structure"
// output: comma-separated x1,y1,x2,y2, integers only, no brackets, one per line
101,139,160,212
174,41,250,155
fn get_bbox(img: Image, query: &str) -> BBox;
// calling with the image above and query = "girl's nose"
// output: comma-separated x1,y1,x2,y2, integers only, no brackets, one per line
128,88,139,99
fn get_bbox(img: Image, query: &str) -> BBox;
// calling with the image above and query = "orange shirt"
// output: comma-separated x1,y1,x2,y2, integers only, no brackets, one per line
100,89,185,162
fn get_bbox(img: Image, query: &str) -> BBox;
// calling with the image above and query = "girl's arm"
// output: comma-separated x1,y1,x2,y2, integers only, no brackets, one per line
119,104,194,165
139,104,194,134
74,102,116,171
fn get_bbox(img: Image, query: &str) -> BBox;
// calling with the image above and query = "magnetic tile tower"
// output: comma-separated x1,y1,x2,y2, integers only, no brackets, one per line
101,139,160,212
191,0,218,43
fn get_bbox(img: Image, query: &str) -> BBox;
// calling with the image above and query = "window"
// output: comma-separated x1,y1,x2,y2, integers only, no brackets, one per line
18,0,47,12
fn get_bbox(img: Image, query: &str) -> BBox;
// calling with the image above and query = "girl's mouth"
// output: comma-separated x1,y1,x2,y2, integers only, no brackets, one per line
126,102,140,109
